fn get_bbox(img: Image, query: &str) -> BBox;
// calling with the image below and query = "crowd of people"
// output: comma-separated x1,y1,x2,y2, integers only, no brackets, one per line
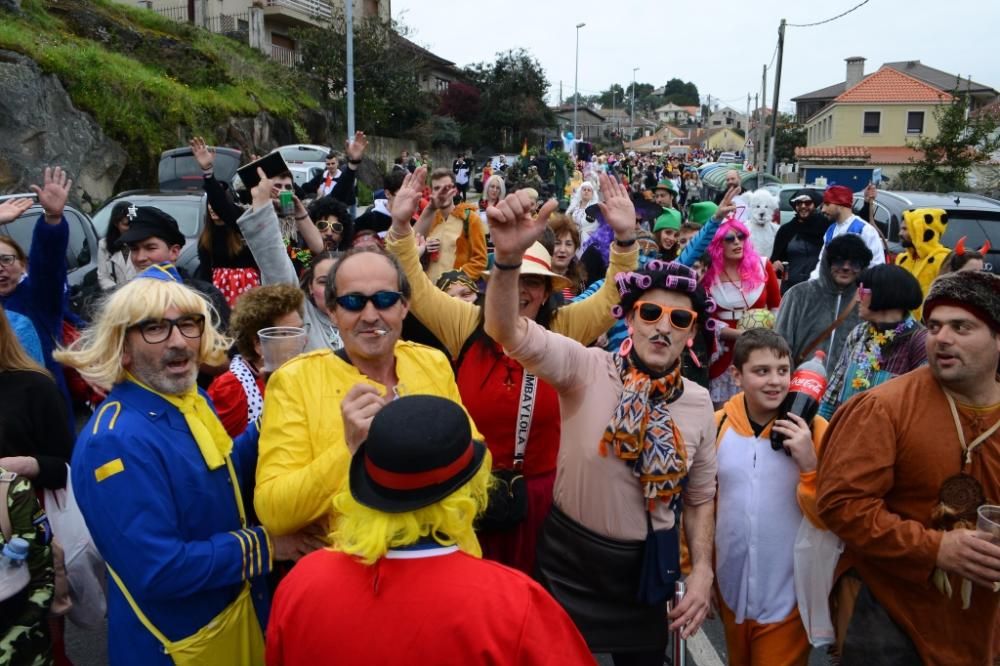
0,133,998,666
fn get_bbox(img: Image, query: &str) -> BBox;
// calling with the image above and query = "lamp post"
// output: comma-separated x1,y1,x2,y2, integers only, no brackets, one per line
573,22,585,147
345,0,355,217
630,66,639,144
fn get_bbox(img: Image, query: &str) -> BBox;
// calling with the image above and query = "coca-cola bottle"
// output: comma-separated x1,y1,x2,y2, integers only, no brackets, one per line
771,350,828,453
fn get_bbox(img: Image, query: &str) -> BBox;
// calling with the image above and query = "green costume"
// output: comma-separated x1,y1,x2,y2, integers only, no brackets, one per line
0,470,54,666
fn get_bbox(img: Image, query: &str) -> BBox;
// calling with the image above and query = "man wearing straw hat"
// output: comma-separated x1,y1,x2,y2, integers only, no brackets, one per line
266,395,593,664
57,264,320,665
817,270,1000,665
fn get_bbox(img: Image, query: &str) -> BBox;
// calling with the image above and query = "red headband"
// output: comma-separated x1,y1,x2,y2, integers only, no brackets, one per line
364,442,474,491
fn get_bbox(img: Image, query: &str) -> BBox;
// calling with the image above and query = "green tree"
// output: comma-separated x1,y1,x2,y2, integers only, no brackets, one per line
464,49,555,151
293,15,431,136
661,78,700,106
774,113,806,163
598,84,626,108
897,93,1000,192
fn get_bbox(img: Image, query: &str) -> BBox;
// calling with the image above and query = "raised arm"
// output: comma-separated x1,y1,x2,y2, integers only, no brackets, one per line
236,169,298,286
329,131,367,207
190,137,245,227
678,186,738,266
385,167,480,358
482,190,559,351
27,167,71,324
550,172,638,343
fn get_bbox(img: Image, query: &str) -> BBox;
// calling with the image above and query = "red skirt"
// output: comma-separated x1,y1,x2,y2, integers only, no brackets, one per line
479,469,556,576
212,267,261,306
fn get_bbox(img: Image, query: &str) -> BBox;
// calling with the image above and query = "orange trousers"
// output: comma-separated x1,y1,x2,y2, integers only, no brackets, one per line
719,596,811,666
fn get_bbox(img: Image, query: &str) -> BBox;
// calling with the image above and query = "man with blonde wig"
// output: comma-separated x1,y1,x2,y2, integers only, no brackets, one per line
266,395,594,665
56,264,322,666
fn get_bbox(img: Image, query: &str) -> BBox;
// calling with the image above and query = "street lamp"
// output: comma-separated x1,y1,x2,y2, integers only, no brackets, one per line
630,66,639,144
573,22,585,148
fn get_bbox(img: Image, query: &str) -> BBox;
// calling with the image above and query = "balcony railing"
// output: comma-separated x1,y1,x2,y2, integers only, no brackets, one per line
270,43,298,68
263,0,334,21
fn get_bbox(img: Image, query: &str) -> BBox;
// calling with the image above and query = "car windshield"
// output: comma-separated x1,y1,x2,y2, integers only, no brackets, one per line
92,196,204,238
278,146,329,163
159,151,240,191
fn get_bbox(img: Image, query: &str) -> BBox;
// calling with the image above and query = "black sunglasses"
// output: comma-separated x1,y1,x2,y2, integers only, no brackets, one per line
723,232,748,243
131,314,206,344
316,220,344,233
335,291,403,312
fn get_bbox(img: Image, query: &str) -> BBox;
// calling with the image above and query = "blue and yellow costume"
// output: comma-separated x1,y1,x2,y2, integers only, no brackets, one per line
71,380,271,665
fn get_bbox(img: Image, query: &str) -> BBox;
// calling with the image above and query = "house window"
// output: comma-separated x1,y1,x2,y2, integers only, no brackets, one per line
907,111,924,134
712,120,721,126
863,111,881,134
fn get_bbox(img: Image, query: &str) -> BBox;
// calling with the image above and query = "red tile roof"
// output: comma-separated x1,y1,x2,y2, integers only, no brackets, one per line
835,67,953,104
794,145,923,165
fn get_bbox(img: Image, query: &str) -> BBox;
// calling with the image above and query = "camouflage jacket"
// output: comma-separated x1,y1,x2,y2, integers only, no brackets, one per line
0,470,54,666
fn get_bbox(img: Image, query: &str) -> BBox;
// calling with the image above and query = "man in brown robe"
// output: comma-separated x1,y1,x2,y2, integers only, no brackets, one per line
818,270,1000,665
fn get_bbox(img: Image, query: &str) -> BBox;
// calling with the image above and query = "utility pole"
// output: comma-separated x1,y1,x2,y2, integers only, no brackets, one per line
345,0,355,217
757,65,766,188
631,67,639,144
559,81,563,107
574,23,585,144
767,19,786,176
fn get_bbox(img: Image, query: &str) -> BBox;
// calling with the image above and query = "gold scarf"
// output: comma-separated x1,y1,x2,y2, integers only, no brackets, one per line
127,373,233,470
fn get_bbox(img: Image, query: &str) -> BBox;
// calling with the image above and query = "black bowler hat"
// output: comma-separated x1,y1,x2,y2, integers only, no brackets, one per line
349,395,486,513
118,206,186,248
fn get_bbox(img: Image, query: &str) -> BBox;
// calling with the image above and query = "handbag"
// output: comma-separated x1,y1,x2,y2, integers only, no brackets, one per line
793,516,844,647
476,371,536,532
637,509,681,605
43,465,107,629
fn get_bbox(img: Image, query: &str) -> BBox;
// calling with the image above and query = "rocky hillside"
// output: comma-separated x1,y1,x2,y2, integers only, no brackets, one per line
0,0,333,209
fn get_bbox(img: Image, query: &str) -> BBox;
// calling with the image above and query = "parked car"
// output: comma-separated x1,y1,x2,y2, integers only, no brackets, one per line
159,146,241,192
272,144,332,173
289,164,324,190
91,190,207,278
851,190,1000,271
0,194,99,290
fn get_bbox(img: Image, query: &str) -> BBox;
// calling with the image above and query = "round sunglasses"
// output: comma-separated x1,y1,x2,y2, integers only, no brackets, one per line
633,301,698,330
722,232,748,244
335,290,403,312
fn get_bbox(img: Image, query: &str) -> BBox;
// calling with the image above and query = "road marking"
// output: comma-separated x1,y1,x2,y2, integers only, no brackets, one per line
687,628,725,666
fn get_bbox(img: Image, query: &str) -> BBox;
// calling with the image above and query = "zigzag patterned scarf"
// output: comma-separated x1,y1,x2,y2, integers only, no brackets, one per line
601,354,687,510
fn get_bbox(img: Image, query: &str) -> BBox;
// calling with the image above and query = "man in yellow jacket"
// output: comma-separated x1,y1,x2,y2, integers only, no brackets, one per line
894,208,951,318
254,245,482,538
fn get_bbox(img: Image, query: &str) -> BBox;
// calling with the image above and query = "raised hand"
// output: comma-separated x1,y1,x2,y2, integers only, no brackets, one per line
0,198,33,225
390,166,427,231
250,168,274,211
345,131,368,163
716,185,740,219
189,136,214,171
29,167,72,225
487,189,558,262
596,172,636,239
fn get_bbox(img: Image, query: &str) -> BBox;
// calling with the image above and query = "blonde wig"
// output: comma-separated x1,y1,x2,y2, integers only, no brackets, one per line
331,451,493,565
54,278,231,390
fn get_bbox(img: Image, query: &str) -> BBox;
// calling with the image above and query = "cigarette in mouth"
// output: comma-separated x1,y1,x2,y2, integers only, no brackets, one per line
375,329,389,336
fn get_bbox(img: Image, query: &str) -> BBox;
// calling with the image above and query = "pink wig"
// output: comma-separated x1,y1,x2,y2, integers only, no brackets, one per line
702,218,764,291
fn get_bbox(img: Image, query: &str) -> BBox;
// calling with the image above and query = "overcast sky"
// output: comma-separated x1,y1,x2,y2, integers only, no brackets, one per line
392,0,998,113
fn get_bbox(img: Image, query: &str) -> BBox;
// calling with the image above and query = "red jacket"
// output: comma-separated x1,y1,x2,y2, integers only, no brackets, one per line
266,547,593,666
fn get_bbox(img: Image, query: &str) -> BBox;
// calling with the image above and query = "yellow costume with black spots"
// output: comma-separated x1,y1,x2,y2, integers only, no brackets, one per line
895,208,951,318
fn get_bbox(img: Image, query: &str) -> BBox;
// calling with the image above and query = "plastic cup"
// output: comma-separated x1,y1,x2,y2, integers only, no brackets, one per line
258,326,306,373
978,505,1000,544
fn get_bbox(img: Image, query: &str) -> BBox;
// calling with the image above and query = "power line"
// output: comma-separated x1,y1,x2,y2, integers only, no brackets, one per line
787,0,871,28
767,39,778,71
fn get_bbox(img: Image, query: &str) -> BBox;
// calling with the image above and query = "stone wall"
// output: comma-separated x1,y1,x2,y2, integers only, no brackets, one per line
0,49,127,211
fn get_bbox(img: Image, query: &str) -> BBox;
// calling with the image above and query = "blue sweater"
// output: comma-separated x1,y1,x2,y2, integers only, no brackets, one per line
0,214,72,425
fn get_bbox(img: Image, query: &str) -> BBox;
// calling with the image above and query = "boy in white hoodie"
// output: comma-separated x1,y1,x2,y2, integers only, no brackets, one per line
714,329,827,666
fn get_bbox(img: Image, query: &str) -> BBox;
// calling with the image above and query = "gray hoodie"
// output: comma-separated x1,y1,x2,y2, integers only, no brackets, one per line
775,250,861,372
236,205,343,352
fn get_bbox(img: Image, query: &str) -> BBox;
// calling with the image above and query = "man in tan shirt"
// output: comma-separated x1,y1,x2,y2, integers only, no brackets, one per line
413,168,488,282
